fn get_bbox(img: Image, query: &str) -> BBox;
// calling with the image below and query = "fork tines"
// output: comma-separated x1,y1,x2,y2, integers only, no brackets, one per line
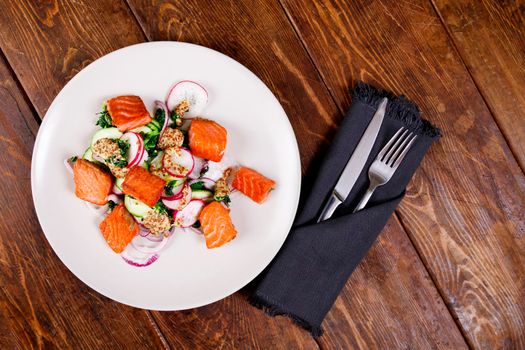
378,127,417,168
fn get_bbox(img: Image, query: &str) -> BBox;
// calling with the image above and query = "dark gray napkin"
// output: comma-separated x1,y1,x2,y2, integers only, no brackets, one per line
250,82,441,336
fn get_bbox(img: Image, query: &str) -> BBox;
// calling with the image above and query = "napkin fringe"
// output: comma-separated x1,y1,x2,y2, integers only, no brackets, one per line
250,294,323,337
352,81,441,138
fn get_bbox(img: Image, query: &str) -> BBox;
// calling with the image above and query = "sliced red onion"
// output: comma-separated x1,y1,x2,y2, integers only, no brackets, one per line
130,234,169,254
121,251,159,267
155,100,170,133
146,234,164,242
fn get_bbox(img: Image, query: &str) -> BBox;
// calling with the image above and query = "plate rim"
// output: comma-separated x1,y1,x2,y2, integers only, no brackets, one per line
31,41,301,310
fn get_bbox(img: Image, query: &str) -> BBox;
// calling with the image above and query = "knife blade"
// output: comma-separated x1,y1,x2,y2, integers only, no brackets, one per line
318,97,387,222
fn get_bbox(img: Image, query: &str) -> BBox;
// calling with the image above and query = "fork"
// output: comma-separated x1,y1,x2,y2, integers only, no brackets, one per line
353,127,417,213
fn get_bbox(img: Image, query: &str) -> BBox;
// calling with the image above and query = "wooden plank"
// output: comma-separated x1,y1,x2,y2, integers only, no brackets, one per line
0,0,145,117
128,0,467,347
0,54,166,349
0,0,315,348
433,0,525,171
279,0,525,348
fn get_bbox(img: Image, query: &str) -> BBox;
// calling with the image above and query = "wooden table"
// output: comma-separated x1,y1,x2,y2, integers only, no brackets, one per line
0,1,523,349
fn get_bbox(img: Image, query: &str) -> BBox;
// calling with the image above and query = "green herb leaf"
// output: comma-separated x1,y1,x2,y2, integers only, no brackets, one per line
192,220,201,229
154,108,166,125
164,180,178,196
116,139,130,158
169,110,181,125
69,156,78,163
96,105,113,128
108,200,117,210
108,156,127,168
181,129,189,148
153,201,169,215
214,195,231,206
141,131,159,158
190,181,205,191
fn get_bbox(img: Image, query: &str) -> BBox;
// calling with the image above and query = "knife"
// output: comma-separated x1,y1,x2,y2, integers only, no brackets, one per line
317,98,387,222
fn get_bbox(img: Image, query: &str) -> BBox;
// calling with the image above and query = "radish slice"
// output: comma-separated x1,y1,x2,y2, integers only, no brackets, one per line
188,156,207,179
155,100,170,133
166,80,208,117
162,183,192,210
189,177,216,190
163,148,194,178
120,132,145,167
173,200,205,228
161,181,185,199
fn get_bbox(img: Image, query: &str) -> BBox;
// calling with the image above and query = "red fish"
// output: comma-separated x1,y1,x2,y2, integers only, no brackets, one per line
232,166,275,204
73,159,113,205
107,95,152,132
199,201,237,249
99,203,139,253
189,118,227,162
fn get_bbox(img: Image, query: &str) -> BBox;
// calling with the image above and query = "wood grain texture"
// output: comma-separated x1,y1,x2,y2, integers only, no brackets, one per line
128,0,466,348
433,0,525,171
279,0,525,348
0,0,145,117
0,54,166,349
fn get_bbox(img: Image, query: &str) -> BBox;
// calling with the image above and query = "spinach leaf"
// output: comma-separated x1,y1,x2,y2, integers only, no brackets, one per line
164,180,178,196
190,181,205,191
214,195,231,206
141,131,159,158
116,139,130,158
96,105,113,128
108,156,127,168
154,108,166,125
192,220,201,229
108,200,117,210
153,201,169,215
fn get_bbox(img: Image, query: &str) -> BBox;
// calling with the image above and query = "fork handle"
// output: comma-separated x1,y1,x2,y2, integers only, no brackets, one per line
353,184,378,213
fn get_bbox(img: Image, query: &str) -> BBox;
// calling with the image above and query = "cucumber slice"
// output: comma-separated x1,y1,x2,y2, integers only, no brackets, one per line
124,195,152,218
115,177,124,191
147,119,161,132
192,189,213,200
82,147,94,161
131,125,154,134
91,127,122,147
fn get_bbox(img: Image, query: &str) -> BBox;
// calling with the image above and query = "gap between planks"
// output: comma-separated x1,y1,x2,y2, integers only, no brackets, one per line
0,31,174,350
428,0,525,178
276,0,473,348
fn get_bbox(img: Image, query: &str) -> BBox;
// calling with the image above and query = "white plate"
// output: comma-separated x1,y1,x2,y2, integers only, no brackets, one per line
31,42,301,310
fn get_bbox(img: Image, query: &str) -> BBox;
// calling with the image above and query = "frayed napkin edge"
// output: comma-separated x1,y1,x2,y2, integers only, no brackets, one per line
352,81,442,139
249,293,323,337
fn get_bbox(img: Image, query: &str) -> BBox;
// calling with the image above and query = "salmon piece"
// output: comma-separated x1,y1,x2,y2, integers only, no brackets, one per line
73,159,113,205
232,166,275,204
199,202,237,249
99,203,139,253
189,118,227,162
107,95,152,132
122,166,166,207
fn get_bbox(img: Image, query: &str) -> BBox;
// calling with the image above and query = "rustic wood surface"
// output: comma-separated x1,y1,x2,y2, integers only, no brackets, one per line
0,0,523,349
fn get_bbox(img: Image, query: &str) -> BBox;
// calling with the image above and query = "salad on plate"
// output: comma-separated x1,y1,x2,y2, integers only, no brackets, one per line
65,81,276,267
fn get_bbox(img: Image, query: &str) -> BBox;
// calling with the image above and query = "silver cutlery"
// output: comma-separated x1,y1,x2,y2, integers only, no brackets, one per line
353,127,417,213
317,98,388,222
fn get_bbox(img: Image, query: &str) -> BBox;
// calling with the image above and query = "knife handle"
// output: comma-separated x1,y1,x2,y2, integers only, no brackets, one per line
317,191,344,223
